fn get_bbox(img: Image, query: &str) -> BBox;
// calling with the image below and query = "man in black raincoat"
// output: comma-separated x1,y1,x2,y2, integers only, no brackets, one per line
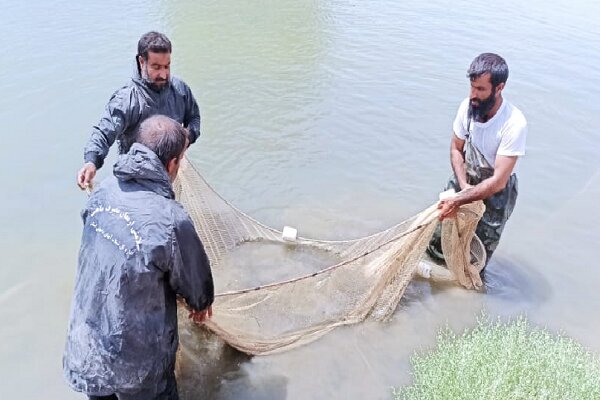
64,115,214,400
427,53,528,268
76,31,201,190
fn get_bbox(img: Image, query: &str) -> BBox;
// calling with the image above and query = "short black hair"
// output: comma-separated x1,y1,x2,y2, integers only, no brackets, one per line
467,53,509,87
136,115,187,167
137,31,172,61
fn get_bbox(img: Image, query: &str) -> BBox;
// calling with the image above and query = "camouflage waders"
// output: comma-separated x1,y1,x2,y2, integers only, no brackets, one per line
427,130,518,268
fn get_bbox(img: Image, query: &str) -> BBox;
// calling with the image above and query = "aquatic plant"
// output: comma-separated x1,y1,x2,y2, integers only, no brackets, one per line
394,316,600,400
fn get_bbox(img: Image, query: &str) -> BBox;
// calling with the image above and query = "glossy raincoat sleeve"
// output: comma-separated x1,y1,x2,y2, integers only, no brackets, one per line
170,209,214,311
83,88,137,169
182,83,201,144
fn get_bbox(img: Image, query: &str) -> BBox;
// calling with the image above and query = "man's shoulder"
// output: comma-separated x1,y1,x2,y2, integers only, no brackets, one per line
107,80,140,103
454,97,470,119
459,97,470,109
503,100,527,128
88,175,118,198
170,200,195,227
169,76,192,93
90,177,177,213
141,191,183,220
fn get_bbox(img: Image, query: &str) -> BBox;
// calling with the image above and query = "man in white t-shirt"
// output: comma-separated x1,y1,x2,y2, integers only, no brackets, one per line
427,53,527,268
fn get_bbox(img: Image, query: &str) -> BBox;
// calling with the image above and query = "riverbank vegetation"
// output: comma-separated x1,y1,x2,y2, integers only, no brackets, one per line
394,316,600,400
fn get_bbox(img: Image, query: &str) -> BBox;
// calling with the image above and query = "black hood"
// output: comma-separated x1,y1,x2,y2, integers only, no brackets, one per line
113,143,174,199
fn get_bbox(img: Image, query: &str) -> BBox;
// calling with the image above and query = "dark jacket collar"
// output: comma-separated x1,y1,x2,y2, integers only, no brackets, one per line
113,143,174,199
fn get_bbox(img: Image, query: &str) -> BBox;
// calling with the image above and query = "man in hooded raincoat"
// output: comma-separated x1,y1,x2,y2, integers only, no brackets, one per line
427,53,527,269
76,31,200,190
64,115,214,400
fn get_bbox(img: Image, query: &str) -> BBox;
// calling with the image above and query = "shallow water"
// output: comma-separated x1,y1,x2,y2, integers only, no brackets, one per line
215,240,340,292
1,0,599,398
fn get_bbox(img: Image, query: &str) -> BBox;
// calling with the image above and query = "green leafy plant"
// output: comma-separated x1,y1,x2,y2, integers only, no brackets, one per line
394,316,600,400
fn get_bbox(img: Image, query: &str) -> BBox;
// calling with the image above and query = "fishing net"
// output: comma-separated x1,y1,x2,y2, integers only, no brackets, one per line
174,157,486,355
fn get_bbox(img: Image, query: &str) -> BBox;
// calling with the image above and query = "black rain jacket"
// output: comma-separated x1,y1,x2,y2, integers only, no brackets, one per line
64,143,213,396
84,67,201,169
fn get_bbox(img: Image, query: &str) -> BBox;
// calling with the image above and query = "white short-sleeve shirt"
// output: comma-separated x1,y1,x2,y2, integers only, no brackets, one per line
453,97,527,168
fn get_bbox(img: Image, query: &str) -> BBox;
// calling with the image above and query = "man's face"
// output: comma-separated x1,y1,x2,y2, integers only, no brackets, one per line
139,51,171,90
167,137,189,182
469,73,497,122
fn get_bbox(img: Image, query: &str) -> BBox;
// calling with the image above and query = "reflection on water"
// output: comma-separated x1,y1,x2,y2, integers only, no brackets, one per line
2,0,600,398
483,256,552,306
176,310,251,400
177,310,288,400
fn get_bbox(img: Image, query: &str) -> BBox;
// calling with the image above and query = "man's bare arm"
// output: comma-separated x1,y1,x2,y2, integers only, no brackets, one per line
450,134,469,190
439,155,518,220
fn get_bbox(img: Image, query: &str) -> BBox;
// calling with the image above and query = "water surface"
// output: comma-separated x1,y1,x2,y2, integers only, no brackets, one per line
1,0,599,398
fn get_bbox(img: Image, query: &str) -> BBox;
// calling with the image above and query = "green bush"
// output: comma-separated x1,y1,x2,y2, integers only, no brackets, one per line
394,316,600,400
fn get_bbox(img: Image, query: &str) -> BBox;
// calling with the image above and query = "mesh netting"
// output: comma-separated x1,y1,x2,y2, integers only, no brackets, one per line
175,157,486,355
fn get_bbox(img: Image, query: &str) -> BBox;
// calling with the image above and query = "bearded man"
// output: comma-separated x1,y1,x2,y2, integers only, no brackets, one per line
76,31,201,190
427,53,528,269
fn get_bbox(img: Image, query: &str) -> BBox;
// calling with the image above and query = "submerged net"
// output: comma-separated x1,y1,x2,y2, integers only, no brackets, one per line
175,157,486,355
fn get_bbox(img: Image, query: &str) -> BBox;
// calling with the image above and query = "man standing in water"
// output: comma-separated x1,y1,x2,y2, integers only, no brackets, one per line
64,115,214,400
76,31,201,190
427,53,527,267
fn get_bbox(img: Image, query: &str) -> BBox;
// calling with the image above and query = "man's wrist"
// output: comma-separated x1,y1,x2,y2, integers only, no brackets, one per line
188,128,199,144
84,152,102,169
455,185,477,206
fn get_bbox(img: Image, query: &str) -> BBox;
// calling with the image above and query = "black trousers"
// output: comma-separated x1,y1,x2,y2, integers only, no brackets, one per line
89,396,118,400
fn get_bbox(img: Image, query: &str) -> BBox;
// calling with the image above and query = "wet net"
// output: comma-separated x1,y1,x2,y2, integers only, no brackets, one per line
175,157,486,355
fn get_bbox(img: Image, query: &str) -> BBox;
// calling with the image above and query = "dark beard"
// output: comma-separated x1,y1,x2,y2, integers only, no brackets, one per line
148,80,168,92
468,88,496,122
141,66,169,92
